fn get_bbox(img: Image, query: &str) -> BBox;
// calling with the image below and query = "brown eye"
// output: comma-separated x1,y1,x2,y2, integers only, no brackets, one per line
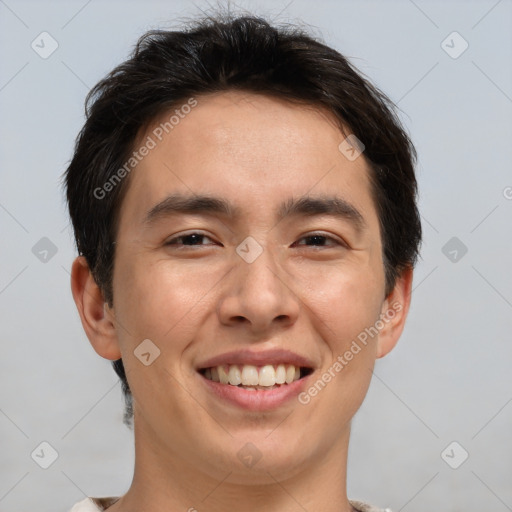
299,235,332,246
165,232,216,246
293,233,346,248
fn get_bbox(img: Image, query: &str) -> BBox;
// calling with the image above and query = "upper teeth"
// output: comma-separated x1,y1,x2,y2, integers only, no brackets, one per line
204,364,301,387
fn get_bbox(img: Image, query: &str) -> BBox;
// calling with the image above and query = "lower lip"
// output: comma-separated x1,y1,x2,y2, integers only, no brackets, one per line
198,372,312,411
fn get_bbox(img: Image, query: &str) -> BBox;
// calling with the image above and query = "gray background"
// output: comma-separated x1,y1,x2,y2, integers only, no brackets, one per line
1,0,511,511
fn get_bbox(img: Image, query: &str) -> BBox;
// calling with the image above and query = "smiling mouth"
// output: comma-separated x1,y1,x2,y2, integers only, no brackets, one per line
198,364,314,390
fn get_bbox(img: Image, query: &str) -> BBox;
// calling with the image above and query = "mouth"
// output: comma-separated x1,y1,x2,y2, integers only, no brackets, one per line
198,363,314,390
195,349,316,410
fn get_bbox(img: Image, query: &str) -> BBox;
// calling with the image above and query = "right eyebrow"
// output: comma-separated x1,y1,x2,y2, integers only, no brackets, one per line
143,193,241,226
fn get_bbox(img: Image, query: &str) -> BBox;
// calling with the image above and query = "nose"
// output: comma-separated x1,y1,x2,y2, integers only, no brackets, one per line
217,241,300,335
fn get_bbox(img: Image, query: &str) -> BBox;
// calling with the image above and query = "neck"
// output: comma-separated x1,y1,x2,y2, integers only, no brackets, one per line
110,419,355,512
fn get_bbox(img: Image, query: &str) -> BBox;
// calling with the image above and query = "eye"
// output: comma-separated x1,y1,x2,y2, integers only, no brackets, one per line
164,232,217,247
293,233,347,248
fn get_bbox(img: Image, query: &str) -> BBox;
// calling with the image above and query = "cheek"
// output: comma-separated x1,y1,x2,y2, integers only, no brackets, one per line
296,268,382,425
112,257,208,410
114,253,227,352
291,259,384,349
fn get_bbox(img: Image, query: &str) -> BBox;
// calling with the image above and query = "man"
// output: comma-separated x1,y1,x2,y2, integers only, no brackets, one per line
65,12,421,512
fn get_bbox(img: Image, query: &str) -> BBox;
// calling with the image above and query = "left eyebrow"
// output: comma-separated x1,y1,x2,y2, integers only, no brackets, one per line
143,193,366,232
276,195,366,232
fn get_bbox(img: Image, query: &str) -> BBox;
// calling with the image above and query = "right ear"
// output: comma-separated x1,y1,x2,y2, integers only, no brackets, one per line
70,256,122,360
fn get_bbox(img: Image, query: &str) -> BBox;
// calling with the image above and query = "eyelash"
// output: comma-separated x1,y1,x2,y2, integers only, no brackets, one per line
164,232,347,249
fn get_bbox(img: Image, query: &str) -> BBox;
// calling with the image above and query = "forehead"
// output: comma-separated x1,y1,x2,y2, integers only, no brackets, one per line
118,91,377,229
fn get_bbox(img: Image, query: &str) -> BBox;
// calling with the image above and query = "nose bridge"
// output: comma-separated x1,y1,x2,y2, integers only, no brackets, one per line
238,237,283,294
217,235,299,331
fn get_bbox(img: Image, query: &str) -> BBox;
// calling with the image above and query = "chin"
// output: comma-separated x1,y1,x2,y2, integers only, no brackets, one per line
214,433,314,484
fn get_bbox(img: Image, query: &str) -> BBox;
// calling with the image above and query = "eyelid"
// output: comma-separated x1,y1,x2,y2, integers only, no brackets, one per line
164,231,218,246
295,231,349,248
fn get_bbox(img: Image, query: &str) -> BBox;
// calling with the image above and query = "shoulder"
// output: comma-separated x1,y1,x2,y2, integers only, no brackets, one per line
349,499,393,512
69,497,120,512
69,498,100,512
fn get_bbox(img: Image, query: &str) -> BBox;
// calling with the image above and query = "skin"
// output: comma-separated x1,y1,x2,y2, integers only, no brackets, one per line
71,91,413,512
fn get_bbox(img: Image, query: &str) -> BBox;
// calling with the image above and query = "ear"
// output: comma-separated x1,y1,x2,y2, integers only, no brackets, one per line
70,256,122,360
376,266,413,359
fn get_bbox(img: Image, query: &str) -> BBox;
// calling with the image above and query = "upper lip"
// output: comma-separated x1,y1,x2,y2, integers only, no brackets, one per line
197,348,316,370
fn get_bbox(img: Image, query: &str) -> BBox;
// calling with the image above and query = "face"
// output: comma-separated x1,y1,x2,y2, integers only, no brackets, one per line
103,91,407,482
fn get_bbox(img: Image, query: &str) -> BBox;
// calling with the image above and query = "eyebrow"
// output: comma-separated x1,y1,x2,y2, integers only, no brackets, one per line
143,193,366,231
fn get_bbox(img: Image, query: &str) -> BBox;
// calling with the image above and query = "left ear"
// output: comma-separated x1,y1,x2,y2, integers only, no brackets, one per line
376,266,413,358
